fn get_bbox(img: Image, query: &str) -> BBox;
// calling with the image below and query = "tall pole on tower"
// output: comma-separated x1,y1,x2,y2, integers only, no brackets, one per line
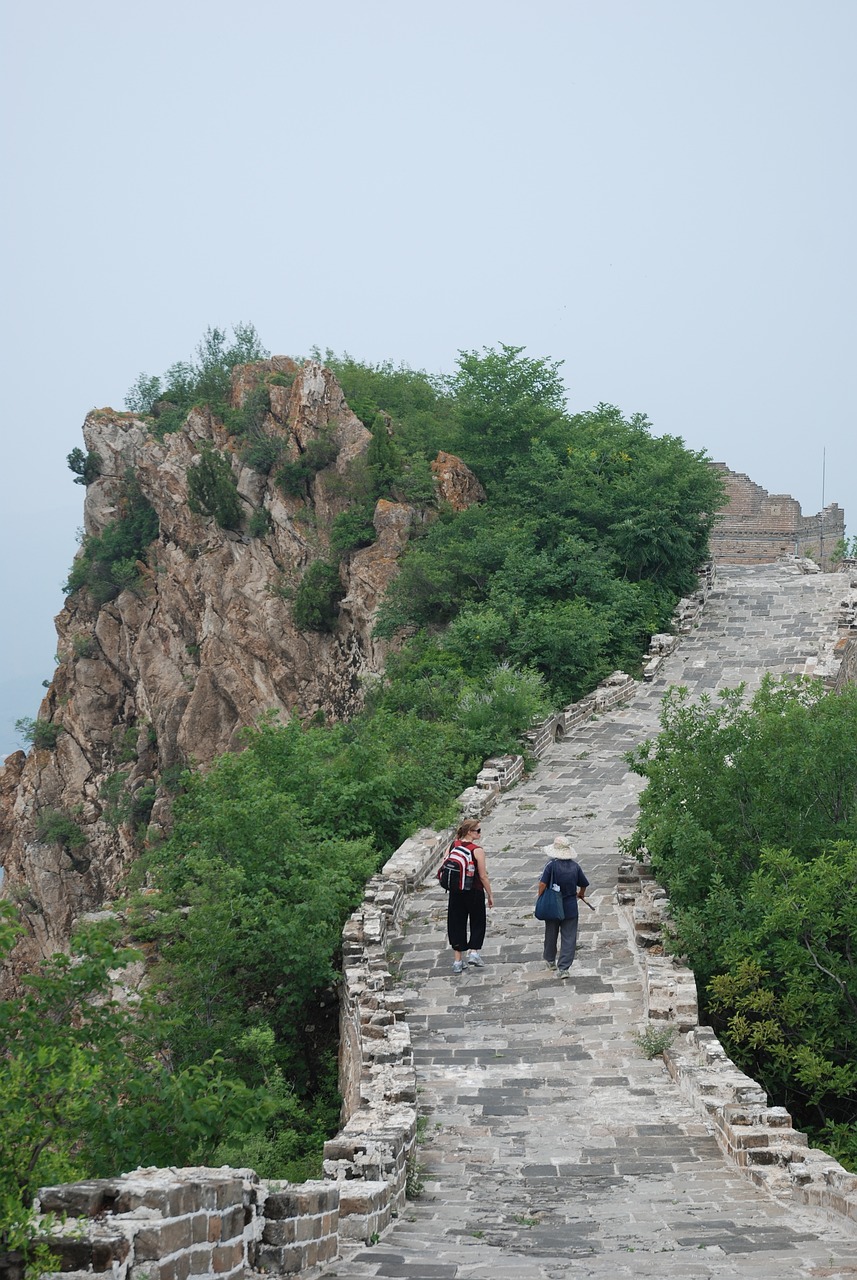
820,447,826,566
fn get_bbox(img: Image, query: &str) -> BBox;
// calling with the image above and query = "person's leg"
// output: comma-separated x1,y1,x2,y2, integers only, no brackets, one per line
466,891,487,964
447,894,468,971
557,916,579,973
543,919,559,965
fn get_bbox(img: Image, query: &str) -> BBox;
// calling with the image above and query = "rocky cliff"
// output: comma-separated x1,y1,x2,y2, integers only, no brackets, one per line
0,359,484,977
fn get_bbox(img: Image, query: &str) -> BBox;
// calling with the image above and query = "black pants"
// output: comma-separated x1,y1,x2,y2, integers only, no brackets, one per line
447,888,487,952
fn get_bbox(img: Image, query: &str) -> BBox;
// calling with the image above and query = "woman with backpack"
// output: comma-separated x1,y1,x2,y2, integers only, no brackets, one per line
446,818,494,974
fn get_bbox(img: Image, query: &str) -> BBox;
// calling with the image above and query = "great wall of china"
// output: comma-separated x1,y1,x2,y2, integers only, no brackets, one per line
4,455,857,1280
14,554,857,1280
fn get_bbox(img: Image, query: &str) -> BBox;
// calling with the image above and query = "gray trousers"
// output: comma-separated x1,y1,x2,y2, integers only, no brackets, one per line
543,916,580,971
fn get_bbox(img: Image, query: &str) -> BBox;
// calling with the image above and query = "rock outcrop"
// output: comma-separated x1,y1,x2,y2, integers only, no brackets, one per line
0,360,481,978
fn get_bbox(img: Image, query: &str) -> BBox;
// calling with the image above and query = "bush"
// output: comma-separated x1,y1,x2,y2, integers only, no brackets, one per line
633,1025,676,1058
275,433,339,498
293,561,343,632
224,379,271,438
72,633,95,659
64,472,159,603
15,718,63,751
67,447,101,487
125,373,162,415
187,446,243,531
0,903,252,1266
125,325,269,422
35,808,86,850
241,437,282,474
248,508,273,538
330,506,376,556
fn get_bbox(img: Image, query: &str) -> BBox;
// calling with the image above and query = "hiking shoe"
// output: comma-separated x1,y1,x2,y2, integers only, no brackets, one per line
467,952,484,967
452,960,464,974
544,960,556,970
557,968,570,980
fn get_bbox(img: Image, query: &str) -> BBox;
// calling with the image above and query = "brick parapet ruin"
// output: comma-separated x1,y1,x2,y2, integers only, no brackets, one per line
710,464,845,568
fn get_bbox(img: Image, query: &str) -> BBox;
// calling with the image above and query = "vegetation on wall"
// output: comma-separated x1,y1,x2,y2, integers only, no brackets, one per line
624,676,857,1168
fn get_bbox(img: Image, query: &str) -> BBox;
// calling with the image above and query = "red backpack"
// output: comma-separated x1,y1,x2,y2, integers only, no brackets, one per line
437,842,476,892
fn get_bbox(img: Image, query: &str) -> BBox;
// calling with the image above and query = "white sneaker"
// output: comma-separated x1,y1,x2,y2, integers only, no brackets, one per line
467,952,484,967
452,960,464,974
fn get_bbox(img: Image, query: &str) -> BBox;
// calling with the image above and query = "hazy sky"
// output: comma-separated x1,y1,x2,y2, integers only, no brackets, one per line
1,0,854,756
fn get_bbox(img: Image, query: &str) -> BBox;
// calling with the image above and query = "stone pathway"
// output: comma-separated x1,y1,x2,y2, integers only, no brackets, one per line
320,564,857,1279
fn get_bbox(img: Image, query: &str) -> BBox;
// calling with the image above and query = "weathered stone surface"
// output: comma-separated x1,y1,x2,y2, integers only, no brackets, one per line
431,450,486,510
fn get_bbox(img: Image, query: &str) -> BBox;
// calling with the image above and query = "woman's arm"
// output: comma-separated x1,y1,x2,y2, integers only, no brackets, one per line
473,845,494,908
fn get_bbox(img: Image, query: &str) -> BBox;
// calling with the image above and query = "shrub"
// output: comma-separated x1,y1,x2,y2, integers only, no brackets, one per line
125,324,269,423
275,433,339,498
15,718,63,750
241,437,282,474
72,633,95,659
0,902,252,1268
125,372,162,415
67,447,101,486
633,1024,677,1058
330,506,376,556
248,508,273,538
64,472,159,603
293,561,343,632
225,380,272,440
187,446,243,531
35,808,86,850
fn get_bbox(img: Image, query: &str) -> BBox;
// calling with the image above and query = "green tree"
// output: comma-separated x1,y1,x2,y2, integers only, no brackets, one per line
448,343,567,489
125,324,269,428
366,414,403,497
187,445,243,530
0,904,250,1265
708,843,857,1164
15,717,63,751
293,561,343,631
66,447,101,486
124,373,162,415
319,351,456,460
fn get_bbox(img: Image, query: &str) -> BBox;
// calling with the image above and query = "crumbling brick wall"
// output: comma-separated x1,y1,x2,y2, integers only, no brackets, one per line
710,464,845,568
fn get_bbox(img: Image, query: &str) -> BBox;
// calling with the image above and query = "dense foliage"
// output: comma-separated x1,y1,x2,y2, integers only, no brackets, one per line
0,904,251,1263
357,347,723,704
625,677,857,1166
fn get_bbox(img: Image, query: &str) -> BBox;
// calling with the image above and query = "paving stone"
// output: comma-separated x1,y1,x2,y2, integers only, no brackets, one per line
320,565,857,1280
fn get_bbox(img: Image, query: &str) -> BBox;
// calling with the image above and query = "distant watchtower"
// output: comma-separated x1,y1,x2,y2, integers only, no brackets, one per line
709,464,845,569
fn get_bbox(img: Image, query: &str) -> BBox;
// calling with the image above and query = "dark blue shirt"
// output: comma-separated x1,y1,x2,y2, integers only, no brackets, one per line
540,858,589,919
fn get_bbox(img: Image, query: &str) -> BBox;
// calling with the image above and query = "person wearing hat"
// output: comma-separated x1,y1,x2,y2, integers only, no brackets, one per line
537,836,590,979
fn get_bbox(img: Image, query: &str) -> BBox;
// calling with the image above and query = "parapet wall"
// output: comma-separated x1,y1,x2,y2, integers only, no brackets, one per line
617,861,857,1223
710,464,845,568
